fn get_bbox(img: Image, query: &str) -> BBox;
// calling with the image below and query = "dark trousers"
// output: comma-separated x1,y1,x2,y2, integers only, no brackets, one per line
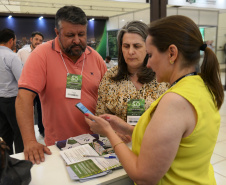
34,95,44,135
0,97,24,154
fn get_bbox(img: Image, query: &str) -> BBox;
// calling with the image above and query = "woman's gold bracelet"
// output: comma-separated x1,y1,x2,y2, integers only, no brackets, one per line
113,141,124,150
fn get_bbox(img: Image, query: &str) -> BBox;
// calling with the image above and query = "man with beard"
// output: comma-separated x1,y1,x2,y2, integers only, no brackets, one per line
15,6,107,164
0,28,23,154
17,31,44,65
17,31,45,138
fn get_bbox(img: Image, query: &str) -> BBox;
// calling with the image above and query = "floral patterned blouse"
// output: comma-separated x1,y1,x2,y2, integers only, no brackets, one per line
95,66,169,121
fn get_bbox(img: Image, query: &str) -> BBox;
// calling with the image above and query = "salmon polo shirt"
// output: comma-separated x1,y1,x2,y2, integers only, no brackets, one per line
18,37,107,145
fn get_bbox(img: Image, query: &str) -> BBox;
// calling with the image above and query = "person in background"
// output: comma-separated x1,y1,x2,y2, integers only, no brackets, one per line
85,15,224,184
0,28,23,154
15,6,107,164
105,56,114,69
17,31,44,65
17,31,45,137
96,21,168,142
205,40,215,52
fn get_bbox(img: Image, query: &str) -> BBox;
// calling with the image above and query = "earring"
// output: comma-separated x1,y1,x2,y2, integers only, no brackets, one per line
170,60,174,64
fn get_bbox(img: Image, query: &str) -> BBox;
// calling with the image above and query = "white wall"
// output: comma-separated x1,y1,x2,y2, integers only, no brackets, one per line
107,7,219,29
177,9,199,24
118,13,134,28
204,27,217,52
216,13,226,64
134,8,150,25
107,7,226,64
107,8,150,30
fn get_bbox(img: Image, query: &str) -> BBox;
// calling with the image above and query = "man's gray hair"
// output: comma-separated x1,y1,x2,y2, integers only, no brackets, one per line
55,6,87,30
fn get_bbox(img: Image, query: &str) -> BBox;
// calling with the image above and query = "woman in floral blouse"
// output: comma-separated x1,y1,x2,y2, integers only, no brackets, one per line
96,21,168,141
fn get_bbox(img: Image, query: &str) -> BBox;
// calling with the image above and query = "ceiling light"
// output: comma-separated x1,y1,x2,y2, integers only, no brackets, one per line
8,15,12,19
39,16,43,20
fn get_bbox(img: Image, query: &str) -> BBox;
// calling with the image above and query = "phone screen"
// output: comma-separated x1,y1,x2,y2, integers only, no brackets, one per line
76,103,94,115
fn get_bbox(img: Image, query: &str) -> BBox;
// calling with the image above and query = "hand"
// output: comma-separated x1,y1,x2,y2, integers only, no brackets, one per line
100,114,133,136
23,140,52,164
84,114,114,137
116,132,132,143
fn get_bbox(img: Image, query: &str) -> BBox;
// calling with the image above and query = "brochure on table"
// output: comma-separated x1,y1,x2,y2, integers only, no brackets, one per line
57,134,121,182
56,134,112,151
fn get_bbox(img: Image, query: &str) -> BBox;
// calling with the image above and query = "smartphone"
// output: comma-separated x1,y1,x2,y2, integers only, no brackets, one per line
75,102,94,115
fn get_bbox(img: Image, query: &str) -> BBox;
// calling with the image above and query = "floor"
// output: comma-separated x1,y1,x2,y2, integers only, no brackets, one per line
35,91,226,184
211,90,226,184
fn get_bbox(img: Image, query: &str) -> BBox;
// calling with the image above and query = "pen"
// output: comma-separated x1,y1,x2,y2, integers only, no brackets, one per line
83,155,116,159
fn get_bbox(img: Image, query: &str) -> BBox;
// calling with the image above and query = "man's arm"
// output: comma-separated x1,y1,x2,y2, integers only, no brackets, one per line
11,55,23,81
15,89,51,164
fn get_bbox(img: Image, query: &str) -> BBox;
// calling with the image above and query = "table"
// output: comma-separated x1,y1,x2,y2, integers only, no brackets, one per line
11,145,134,185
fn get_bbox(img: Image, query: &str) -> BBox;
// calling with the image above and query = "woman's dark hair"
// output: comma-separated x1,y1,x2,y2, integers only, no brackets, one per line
148,15,224,109
111,21,155,84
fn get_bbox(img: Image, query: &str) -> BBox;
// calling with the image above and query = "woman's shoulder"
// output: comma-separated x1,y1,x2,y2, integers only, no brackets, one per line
101,65,128,87
103,65,119,79
147,78,170,89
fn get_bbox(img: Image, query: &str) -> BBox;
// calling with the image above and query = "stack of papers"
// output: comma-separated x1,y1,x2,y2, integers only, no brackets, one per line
60,144,121,181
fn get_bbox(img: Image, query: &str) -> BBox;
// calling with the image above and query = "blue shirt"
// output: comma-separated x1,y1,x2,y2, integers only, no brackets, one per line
0,46,23,97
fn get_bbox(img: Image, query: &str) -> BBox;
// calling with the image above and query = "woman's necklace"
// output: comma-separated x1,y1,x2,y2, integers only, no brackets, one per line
170,72,197,87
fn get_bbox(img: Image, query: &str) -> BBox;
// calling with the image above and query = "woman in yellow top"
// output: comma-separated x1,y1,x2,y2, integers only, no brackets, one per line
85,15,224,184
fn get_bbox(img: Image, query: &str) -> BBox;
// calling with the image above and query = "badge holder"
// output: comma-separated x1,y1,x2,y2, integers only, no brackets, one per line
127,99,145,125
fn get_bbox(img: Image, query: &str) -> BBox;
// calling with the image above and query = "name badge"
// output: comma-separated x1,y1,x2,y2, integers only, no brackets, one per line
66,73,82,99
127,99,145,125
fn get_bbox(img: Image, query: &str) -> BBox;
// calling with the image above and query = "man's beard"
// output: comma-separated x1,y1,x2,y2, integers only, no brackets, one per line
64,43,86,56
59,37,86,56
31,43,37,49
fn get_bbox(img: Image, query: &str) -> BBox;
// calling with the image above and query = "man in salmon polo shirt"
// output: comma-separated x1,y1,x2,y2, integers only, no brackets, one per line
15,6,107,164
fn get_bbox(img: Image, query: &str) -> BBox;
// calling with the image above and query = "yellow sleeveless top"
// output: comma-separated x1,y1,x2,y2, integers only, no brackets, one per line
132,75,220,185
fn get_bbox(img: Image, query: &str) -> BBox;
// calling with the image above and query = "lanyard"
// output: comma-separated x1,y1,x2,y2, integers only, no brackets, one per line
60,50,85,76
170,72,197,87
